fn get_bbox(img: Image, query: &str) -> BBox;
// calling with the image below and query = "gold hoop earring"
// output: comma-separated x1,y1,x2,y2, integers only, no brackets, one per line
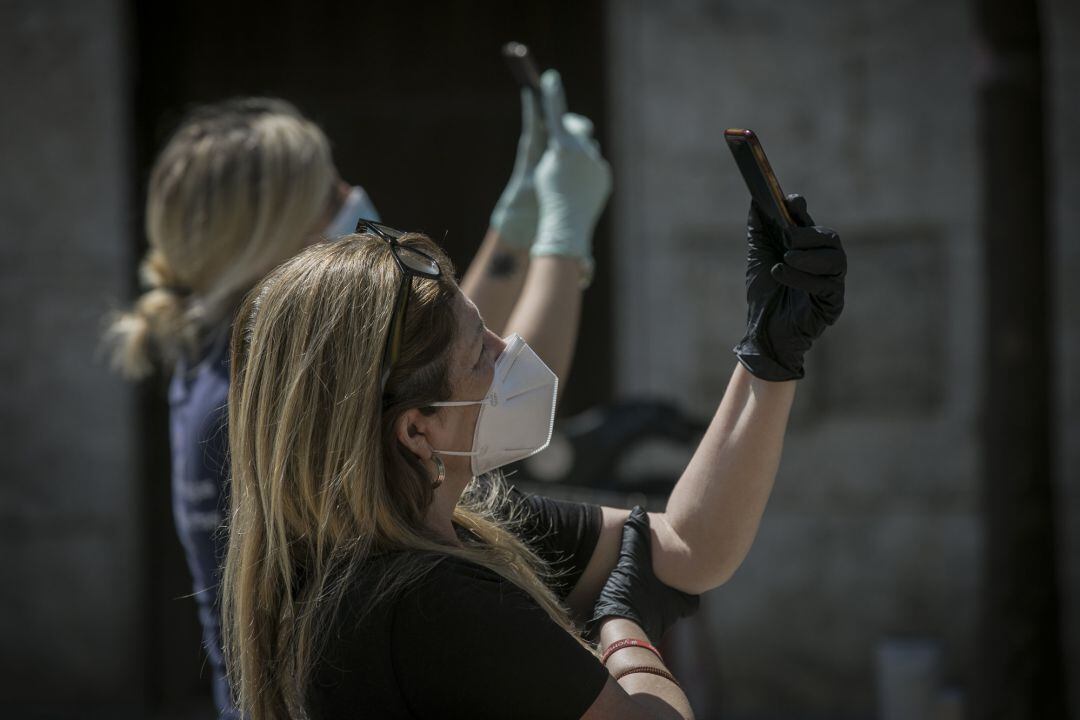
431,454,446,489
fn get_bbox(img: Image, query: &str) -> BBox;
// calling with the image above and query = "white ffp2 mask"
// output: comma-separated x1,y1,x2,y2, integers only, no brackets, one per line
324,185,380,239
430,334,557,476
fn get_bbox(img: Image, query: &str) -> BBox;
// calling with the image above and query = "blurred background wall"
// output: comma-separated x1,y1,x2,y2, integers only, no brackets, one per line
608,0,1078,717
0,0,142,716
0,0,1076,718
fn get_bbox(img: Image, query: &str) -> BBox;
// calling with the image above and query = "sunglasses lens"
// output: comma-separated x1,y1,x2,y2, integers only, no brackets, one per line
396,246,440,277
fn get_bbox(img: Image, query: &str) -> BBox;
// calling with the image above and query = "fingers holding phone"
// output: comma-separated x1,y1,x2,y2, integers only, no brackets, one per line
503,42,601,157
727,132,847,380
771,198,845,312
499,43,610,272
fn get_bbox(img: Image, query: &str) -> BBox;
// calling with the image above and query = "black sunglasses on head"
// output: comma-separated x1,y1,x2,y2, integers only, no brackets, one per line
355,220,443,394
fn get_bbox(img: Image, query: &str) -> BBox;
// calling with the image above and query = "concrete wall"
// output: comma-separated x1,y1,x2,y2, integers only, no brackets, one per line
1050,0,1080,715
0,1,140,716
607,0,1077,717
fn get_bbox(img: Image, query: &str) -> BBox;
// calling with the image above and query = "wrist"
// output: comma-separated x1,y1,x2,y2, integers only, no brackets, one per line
490,188,539,251
733,340,805,382
529,248,594,289
532,205,598,262
599,619,679,688
531,233,591,259
597,617,648,646
489,215,537,252
601,638,664,666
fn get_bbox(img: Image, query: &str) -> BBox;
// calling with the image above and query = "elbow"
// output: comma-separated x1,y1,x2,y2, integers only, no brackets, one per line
703,559,740,592
678,560,738,595
652,514,744,595
696,542,755,592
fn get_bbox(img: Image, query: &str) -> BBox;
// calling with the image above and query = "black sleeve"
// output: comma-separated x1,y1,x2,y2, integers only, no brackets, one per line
506,486,603,601
391,559,608,719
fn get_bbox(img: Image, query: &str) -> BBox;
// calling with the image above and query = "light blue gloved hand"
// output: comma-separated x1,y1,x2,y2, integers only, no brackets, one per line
533,70,613,282
489,89,547,249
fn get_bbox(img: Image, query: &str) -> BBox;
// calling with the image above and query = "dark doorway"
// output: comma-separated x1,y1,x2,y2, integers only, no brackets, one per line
130,1,609,714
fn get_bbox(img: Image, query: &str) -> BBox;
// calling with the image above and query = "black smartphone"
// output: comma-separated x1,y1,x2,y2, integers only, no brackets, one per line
724,128,796,229
502,42,543,100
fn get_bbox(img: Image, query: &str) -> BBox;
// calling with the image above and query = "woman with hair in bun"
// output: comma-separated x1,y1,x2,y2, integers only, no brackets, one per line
221,71,847,719
106,97,379,718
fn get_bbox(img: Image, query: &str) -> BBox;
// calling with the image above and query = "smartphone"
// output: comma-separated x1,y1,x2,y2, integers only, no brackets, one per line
502,42,543,99
723,128,796,229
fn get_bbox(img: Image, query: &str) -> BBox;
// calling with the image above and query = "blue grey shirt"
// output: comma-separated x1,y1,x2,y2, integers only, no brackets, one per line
168,325,237,719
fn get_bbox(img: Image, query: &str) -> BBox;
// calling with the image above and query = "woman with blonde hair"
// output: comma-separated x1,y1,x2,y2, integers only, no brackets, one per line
106,96,379,718
224,71,847,719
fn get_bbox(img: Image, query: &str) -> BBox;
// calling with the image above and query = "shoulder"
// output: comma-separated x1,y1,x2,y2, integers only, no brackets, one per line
397,554,537,618
325,554,539,668
387,552,572,655
331,553,509,627
169,325,232,403
169,327,231,434
503,485,604,599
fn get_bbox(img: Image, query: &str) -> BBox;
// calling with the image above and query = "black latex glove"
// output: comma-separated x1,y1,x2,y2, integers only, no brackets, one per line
733,195,846,381
586,507,700,643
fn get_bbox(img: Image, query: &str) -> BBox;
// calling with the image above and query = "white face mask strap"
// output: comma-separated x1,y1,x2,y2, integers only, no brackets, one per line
428,399,484,458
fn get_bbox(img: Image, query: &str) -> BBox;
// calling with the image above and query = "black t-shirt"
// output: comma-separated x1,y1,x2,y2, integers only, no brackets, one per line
307,488,608,719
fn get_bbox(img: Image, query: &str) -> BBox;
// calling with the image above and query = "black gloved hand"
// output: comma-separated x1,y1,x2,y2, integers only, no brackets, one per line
585,507,699,643
733,195,846,381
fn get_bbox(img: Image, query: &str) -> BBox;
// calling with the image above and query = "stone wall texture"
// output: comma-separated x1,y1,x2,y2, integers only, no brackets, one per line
0,0,140,716
606,0,1077,717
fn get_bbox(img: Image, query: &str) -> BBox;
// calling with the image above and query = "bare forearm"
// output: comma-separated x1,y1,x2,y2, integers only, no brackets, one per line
459,229,529,336
502,255,584,391
599,619,694,720
654,363,796,593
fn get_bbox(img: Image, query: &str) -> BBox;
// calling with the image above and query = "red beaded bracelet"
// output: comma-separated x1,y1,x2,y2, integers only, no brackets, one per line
613,665,680,687
601,638,664,666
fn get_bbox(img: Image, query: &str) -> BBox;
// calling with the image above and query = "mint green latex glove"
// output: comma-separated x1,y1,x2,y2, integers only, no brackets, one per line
489,89,547,249
533,70,613,281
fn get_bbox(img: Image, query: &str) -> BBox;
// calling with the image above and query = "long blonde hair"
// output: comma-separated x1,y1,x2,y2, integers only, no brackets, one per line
106,97,336,377
223,234,579,720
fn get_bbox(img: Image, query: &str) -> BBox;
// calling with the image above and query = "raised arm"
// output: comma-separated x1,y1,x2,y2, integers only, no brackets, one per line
491,71,611,388
462,71,610,390
459,87,543,334
654,363,796,592
659,196,845,592
460,230,530,337
566,194,846,615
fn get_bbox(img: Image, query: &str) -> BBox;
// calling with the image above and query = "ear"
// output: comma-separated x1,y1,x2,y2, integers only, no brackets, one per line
394,407,436,461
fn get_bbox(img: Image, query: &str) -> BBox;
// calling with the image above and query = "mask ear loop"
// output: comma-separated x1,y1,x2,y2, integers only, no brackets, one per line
427,399,484,459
